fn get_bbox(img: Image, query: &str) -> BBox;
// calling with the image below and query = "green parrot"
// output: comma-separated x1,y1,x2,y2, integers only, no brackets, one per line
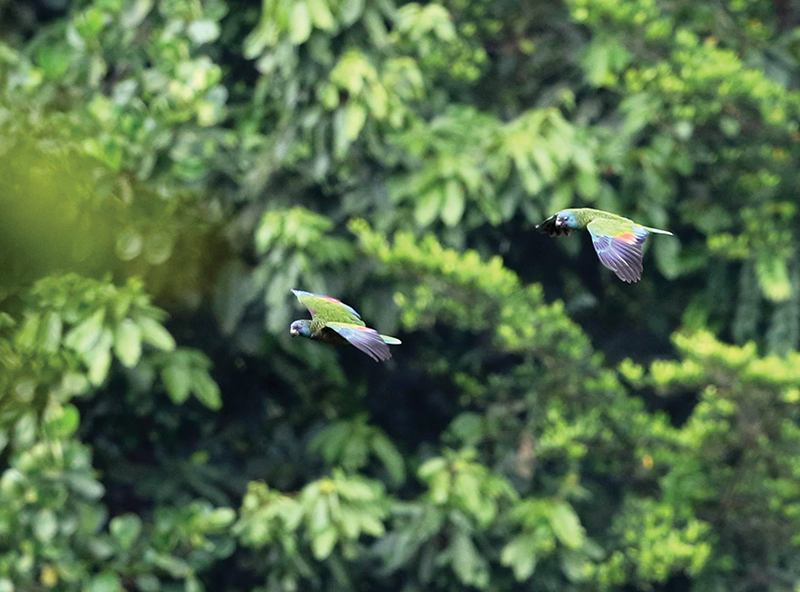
536,208,674,283
289,289,402,362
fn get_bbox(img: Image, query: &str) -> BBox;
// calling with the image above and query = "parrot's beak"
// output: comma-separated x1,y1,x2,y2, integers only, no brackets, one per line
554,219,562,228
290,328,299,336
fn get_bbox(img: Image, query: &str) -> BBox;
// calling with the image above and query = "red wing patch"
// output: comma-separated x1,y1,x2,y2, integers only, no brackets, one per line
615,232,637,244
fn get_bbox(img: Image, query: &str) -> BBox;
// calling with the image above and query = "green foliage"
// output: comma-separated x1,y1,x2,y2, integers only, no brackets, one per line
2,0,800,590
309,414,406,484
236,471,388,588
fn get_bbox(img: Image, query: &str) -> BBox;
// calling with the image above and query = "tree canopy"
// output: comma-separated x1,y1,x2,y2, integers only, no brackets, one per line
1,0,800,590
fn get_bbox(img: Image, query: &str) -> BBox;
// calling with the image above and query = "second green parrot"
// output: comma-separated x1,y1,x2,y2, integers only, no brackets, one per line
536,208,674,283
289,289,401,362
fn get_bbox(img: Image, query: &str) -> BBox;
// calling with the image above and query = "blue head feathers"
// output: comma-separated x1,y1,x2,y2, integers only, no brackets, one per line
556,210,579,229
289,320,312,337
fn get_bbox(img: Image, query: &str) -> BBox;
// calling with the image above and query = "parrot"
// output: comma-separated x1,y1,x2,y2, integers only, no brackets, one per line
289,289,402,362
536,208,674,283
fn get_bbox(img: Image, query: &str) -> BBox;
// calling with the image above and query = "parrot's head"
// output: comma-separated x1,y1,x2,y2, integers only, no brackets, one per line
290,320,311,337
555,210,579,230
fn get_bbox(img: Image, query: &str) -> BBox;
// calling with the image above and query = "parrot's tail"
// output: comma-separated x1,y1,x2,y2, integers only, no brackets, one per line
380,334,402,345
644,226,674,236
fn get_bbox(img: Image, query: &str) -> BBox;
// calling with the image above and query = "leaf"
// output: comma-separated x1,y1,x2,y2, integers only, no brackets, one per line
14,413,36,449
312,526,338,559
501,535,538,581
333,107,351,159
441,179,465,227
65,473,105,500
308,495,329,532
371,433,405,484
110,514,142,550
560,549,589,582
548,502,584,549
114,319,142,367
365,82,388,119
34,509,58,543
417,457,446,480
307,0,335,30
185,577,202,592
414,188,443,227
37,45,69,78
207,508,236,529
121,0,153,27
344,102,367,141
87,572,122,592
447,413,484,445
450,530,487,586
191,369,222,410
135,575,160,592
40,311,63,353
149,554,192,578
115,227,143,261
429,471,450,504
139,317,176,351
187,19,220,45
756,254,792,302
359,512,385,537
335,477,375,501
289,1,312,45
309,421,351,463
453,473,482,518
87,347,112,386
339,0,365,26
47,404,80,438
16,313,40,350
582,40,609,86
530,145,556,182
64,309,105,353
162,363,192,403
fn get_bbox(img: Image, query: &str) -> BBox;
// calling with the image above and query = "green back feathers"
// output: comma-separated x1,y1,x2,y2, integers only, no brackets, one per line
561,208,673,235
562,208,630,229
584,216,635,236
291,290,366,325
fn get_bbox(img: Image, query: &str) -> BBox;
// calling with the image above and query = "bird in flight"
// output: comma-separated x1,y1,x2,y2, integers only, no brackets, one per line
289,289,402,362
536,208,674,283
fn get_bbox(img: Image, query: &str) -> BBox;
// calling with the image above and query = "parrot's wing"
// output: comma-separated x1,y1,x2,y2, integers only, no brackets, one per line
292,290,364,324
325,322,392,362
587,219,648,283
535,213,571,237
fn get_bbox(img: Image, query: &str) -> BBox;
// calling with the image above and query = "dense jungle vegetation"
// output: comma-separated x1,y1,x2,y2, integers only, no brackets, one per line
1,0,800,590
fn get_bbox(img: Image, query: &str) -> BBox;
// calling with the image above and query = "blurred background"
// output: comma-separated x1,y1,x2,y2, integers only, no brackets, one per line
1,0,800,590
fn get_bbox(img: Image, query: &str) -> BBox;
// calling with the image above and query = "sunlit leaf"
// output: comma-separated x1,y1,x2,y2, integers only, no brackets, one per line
548,502,584,549
414,188,442,227
114,319,142,367
441,179,465,227
139,317,176,351
312,526,338,559
110,514,142,550
289,1,312,45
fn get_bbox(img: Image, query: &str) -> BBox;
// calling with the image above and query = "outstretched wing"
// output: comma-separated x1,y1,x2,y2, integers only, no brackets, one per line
325,322,392,362
587,219,649,283
292,289,365,324
535,214,571,237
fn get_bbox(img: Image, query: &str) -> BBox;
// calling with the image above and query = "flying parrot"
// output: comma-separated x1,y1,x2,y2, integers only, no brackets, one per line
289,289,402,362
536,208,674,283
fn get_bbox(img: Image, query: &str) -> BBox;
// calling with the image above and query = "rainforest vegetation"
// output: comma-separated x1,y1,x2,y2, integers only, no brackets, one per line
1,0,800,590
